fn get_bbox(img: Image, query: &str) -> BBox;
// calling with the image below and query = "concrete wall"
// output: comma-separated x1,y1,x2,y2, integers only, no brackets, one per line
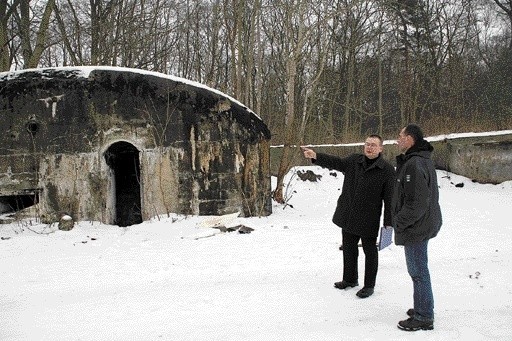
444,139,512,184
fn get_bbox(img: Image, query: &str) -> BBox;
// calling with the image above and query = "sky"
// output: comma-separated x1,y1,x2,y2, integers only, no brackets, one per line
1,142,511,340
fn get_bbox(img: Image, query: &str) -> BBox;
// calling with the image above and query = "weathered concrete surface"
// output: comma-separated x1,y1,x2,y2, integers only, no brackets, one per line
0,67,272,225
445,140,512,184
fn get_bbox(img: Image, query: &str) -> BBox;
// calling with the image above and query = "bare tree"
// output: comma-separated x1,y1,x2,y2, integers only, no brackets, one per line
1,0,511,170
266,0,305,204
0,1,20,71
264,0,335,204
2,0,56,69
493,0,512,49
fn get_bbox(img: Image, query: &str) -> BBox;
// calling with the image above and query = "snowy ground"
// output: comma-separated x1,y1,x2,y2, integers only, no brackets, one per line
1,166,511,341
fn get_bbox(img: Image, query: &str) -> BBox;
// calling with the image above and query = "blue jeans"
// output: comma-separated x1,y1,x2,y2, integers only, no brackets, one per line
404,240,434,321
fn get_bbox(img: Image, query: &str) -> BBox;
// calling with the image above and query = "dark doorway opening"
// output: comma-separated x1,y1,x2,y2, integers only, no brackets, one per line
0,191,39,214
104,142,142,227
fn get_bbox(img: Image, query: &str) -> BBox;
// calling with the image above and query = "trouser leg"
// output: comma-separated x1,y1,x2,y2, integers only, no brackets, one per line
405,240,434,321
361,236,378,288
342,231,360,283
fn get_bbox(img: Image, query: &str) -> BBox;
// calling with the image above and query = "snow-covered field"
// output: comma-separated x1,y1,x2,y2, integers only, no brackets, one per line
1,166,511,340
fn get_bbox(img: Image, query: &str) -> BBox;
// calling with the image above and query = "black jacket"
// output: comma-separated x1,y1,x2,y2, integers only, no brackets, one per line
314,153,395,238
392,140,442,245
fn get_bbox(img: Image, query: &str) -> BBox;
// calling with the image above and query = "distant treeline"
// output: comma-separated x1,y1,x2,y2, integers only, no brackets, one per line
1,0,511,144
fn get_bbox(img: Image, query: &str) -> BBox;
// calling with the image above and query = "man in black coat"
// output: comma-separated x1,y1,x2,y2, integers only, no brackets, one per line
302,134,395,298
393,124,442,331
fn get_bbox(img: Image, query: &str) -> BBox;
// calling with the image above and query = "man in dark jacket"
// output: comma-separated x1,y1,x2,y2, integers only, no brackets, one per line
302,135,395,298
393,124,442,331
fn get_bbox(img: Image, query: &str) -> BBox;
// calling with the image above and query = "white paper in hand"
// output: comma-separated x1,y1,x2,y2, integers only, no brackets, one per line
378,226,393,251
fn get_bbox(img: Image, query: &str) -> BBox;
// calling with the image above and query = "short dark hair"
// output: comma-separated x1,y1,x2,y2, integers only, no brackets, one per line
403,124,424,143
368,134,383,144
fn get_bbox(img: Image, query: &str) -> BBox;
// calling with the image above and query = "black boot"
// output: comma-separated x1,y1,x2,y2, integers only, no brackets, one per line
397,317,434,331
334,280,358,290
356,287,374,298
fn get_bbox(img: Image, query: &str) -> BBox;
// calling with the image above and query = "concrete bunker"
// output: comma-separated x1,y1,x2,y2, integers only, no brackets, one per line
0,66,272,226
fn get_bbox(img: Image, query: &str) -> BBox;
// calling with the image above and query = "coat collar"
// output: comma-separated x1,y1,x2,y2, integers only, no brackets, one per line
396,140,433,168
358,153,386,170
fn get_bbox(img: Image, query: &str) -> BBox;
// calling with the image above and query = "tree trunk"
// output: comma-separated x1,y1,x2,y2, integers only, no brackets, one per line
90,0,100,65
273,58,297,204
26,0,55,68
0,1,13,71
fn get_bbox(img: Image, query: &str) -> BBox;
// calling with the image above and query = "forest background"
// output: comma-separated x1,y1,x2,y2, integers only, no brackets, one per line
1,0,512,201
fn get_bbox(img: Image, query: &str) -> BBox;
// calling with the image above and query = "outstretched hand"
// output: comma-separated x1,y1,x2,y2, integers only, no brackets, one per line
301,146,316,159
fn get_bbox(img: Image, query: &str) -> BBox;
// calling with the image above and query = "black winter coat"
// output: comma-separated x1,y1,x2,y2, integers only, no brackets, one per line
314,153,395,238
392,140,442,245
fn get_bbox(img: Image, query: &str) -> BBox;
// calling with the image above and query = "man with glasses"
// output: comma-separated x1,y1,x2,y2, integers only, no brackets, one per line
301,135,394,298
393,124,442,331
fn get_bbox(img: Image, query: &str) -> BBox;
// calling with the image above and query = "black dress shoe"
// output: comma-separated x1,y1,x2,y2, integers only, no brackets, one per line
356,287,374,298
334,280,359,290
